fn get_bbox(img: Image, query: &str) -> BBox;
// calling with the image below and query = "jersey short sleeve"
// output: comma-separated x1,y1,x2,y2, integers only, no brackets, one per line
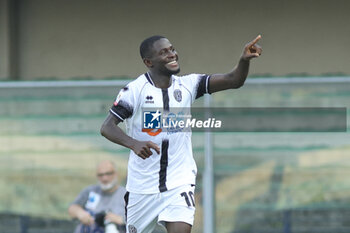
109,85,137,121
180,74,211,103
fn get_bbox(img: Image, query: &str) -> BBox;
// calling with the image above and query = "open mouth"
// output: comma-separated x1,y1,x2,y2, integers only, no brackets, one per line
166,60,179,68
167,60,177,65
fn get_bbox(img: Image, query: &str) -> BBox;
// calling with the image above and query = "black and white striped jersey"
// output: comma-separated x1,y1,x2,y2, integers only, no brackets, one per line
109,72,211,194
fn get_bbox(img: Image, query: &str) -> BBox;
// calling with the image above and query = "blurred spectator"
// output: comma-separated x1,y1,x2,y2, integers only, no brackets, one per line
68,160,126,233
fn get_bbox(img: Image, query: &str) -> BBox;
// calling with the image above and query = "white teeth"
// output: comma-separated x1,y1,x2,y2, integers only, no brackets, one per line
167,61,177,65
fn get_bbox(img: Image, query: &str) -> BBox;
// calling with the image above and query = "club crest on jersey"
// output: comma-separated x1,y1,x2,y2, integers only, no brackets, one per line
142,110,162,136
145,95,154,104
173,89,182,102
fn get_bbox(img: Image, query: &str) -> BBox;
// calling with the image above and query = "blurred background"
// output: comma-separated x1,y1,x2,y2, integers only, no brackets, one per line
1,0,350,232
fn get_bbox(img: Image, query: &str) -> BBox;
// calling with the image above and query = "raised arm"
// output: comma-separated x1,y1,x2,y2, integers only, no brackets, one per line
100,113,160,159
209,35,262,93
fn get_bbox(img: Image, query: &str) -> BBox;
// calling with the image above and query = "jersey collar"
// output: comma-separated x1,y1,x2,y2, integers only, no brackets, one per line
145,72,155,86
145,72,176,88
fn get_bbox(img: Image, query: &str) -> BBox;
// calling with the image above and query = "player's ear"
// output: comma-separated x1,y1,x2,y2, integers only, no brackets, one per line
143,58,153,68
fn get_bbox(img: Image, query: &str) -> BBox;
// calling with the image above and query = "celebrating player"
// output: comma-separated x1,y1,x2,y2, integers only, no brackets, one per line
100,35,262,233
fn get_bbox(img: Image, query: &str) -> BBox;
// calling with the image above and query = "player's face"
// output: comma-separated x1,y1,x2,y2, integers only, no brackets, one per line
150,38,180,75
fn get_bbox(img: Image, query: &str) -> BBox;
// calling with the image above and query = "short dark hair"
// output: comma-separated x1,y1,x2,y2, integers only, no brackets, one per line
140,35,165,59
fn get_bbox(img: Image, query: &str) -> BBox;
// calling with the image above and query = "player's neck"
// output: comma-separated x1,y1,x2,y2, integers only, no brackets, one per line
148,71,172,89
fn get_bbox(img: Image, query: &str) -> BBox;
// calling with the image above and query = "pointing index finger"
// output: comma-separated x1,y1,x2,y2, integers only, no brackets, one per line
248,35,262,47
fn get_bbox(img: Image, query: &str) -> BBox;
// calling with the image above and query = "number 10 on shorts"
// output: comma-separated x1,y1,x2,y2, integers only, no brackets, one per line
181,191,195,207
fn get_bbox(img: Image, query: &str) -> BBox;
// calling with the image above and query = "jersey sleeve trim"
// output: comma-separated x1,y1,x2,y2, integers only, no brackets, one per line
109,100,133,121
206,75,212,94
195,75,211,99
109,109,125,121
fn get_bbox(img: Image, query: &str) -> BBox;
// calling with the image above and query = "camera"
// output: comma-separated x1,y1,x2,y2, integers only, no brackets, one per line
94,211,120,233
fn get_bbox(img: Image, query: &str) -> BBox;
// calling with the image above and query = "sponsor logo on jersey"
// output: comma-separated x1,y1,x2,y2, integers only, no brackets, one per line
145,95,154,104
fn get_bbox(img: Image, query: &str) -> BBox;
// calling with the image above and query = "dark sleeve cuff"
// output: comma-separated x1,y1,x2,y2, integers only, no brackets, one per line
195,75,211,99
109,100,133,121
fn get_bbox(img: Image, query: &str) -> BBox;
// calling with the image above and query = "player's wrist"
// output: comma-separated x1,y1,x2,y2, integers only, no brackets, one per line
128,139,137,151
129,138,143,151
240,55,251,62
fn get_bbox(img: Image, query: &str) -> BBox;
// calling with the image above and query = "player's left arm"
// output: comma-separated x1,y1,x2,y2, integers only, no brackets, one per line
208,35,262,94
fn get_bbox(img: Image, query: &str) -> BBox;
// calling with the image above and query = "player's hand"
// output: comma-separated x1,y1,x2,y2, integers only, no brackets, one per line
131,140,160,159
105,212,124,225
77,210,94,226
241,35,262,61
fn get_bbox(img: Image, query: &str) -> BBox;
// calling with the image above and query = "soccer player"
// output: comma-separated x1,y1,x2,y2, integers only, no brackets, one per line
100,35,262,233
